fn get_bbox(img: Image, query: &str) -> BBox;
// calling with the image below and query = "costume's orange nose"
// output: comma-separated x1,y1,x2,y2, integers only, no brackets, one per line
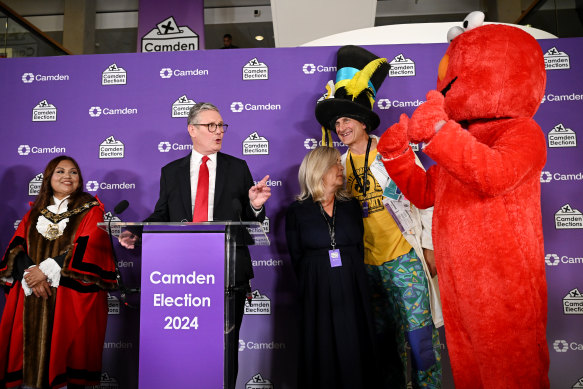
438,54,449,82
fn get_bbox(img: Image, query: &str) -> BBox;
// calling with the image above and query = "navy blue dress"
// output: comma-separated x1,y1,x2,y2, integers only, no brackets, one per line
285,197,379,389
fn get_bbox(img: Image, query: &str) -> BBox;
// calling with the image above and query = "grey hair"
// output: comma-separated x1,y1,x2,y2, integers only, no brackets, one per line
297,146,351,203
187,102,220,125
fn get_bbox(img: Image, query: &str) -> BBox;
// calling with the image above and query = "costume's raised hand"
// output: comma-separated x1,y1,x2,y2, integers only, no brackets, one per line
249,175,271,209
408,90,449,144
377,113,410,160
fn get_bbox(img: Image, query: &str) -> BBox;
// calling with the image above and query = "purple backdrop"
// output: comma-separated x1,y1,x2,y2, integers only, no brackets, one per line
0,38,582,388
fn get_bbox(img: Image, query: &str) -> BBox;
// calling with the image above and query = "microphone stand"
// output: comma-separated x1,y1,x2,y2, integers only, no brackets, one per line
107,204,140,309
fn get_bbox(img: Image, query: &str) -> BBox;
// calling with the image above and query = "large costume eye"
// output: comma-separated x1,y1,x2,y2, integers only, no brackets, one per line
463,11,485,31
447,27,464,43
446,11,485,42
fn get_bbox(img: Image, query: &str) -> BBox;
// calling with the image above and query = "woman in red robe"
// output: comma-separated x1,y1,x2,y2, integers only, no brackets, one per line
0,155,117,389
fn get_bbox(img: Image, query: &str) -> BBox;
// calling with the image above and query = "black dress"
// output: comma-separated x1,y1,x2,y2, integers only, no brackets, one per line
285,197,379,389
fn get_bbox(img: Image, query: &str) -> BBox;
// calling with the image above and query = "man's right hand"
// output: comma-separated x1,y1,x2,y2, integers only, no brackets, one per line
118,230,139,249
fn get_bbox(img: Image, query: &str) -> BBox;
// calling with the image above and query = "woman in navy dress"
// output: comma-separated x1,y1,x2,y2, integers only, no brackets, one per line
285,146,379,388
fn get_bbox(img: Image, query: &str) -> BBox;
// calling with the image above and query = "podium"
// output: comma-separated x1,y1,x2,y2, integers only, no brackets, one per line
99,221,269,389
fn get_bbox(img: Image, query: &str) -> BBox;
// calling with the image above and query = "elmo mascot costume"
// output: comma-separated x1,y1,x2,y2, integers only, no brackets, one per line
377,12,549,388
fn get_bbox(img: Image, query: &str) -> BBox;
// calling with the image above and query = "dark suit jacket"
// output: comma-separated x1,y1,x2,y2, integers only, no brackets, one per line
145,152,265,284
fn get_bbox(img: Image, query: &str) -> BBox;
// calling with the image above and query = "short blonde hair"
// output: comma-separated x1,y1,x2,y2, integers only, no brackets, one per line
297,146,351,202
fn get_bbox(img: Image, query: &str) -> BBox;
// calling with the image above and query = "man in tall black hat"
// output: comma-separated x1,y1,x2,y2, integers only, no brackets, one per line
315,45,443,388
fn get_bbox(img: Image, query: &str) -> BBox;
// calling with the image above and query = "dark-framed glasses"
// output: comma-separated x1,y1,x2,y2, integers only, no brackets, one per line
193,122,229,133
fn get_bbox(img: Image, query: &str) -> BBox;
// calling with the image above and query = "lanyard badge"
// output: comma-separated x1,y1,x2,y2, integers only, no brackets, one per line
349,137,373,218
319,200,342,268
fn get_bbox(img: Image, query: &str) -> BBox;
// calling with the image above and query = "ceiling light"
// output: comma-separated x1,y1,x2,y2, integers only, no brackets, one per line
255,35,264,41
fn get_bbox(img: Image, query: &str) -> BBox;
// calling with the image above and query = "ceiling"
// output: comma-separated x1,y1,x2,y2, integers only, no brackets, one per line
2,0,582,54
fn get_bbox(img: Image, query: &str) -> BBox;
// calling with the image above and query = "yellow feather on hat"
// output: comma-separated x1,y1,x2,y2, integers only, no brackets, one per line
343,57,388,106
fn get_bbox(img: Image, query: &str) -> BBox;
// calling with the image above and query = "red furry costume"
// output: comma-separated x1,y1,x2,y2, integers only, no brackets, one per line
377,21,549,388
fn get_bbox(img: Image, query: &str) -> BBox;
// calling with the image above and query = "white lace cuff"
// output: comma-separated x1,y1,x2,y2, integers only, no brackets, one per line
1,276,14,284
21,265,35,296
39,257,62,288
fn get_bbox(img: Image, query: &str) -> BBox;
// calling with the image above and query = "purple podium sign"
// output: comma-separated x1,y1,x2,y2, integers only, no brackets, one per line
139,229,225,388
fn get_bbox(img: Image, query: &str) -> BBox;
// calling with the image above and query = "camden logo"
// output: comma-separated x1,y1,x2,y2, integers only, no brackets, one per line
89,106,138,117
546,253,583,266
18,145,31,155
555,204,583,229
21,72,69,83
95,372,119,389
104,211,122,236
542,92,583,104
243,58,268,80
301,63,336,75
544,47,570,70
548,123,577,148
86,180,136,192
89,106,102,117
389,54,416,77
553,339,583,353
158,141,171,152
18,144,65,156
302,63,316,74
107,293,120,315
378,98,424,109
252,258,284,267
32,100,57,122
99,136,125,159
86,181,99,192
14,220,21,230
563,288,583,315
246,373,274,389
172,95,195,117
157,141,192,153
244,290,271,315
102,64,127,85
243,132,269,155
303,138,346,150
160,68,173,78
545,253,560,266
238,339,286,352
230,101,282,113
378,99,391,110
231,102,244,113
29,173,43,196
554,339,569,352
142,16,199,52
541,170,583,183
572,377,583,388
21,73,34,83
160,67,209,79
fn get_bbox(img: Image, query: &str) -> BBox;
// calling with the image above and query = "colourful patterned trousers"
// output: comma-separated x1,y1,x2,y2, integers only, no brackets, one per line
366,248,442,389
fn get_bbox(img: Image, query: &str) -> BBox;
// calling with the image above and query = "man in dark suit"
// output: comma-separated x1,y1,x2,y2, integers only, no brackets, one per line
121,102,270,388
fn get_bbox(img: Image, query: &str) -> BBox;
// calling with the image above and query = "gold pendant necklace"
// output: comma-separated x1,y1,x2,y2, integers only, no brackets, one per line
45,223,61,240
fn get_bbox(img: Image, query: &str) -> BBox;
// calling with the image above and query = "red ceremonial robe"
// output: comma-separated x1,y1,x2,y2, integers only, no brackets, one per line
0,196,116,389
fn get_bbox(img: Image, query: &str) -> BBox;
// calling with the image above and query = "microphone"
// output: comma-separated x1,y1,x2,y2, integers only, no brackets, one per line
114,200,129,215
107,199,139,309
230,199,253,306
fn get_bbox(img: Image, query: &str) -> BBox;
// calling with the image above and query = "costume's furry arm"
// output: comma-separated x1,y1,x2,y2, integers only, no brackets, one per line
423,117,546,197
380,148,438,209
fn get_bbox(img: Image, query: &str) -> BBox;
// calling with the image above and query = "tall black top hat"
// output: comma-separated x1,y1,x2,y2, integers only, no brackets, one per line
315,45,390,133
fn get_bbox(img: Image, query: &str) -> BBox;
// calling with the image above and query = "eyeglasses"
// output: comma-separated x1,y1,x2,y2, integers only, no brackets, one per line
192,123,229,133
